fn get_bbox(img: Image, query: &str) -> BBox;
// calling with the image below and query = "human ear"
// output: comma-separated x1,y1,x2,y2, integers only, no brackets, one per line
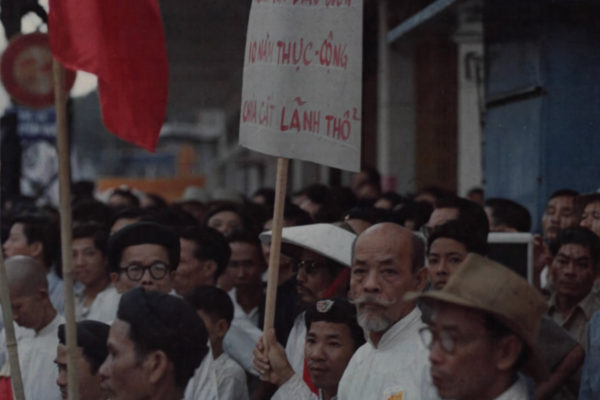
215,318,229,339
495,334,524,373
203,260,217,279
30,241,43,259
144,350,169,385
413,267,429,292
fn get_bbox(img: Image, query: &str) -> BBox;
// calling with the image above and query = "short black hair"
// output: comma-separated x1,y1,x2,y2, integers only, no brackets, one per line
184,285,234,326
427,220,488,256
107,222,180,273
551,227,600,269
72,199,112,227
484,198,531,232
434,196,489,243
10,213,59,267
72,223,109,256
108,207,154,233
117,287,208,389
548,189,579,201
226,230,264,263
58,321,110,374
204,202,244,227
305,298,365,350
179,226,231,279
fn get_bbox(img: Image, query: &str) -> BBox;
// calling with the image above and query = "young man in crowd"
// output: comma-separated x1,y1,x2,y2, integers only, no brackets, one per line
484,197,532,232
184,285,248,400
3,213,64,313
337,223,436,399
99,287,207,400
542,189,579,244
72,223,120,323
55,320,110,400
107,221,180,295
1,255,63,400
174,226,231,295
259,223,355,377
408,254,548,400
424,196,489,245
254,298,365,400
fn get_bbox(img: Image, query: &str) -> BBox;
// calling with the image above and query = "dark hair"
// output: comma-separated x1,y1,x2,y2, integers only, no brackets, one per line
226,230,264,264
548,189,579,201
109,188,140,208
72,199,112,227
179,226,231,279
184,285,234,325
427,220,488,256
360,166,381,186
377,192,405,208
281,203,312,226
483,313,527,372
58,321,110,374
10,213,59,267
551,227,600,268
252,188,276,207
117,287,208,389
204,202,245,228
411,233,426,272
396,200,433,230
108,207,154,233
72,223,109,256
434,196,489,242
107,222,180,273
142,193,168,209
485,198,531,232
305,298,365,350
303,184,333,206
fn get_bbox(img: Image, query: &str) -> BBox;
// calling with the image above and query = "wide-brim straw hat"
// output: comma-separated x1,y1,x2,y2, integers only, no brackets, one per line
259,223,355,267
405,253,549,380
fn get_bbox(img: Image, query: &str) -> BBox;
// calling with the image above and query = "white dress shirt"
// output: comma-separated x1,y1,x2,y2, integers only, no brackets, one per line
183,352,219,400
272,373,335,400
75,284,120,323
213,351,249,400
495,378,529,400
337,307,440,400
285,312,307,374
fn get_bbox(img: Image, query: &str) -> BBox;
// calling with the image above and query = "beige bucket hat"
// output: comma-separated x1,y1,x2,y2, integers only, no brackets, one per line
405,253,549,380
259,223,356,267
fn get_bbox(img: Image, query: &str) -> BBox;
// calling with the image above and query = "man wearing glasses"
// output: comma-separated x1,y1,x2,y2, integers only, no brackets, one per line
107,222,180,295
406,253,548,400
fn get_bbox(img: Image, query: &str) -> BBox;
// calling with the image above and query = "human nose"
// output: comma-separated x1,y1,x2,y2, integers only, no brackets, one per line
581,218,591,229
140,267,154,284
308,342,326,362
56,368,67,387
362,269,381,293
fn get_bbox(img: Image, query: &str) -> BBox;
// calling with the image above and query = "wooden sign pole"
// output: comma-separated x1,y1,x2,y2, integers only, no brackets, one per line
52,59,80,400
262,157,289,331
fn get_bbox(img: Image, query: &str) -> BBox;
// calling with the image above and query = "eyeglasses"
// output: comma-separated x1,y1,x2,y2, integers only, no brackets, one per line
291,259,328,275
119,262,170,281
418,326,492,354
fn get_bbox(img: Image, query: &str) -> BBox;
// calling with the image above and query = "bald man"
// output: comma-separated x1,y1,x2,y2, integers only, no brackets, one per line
0,255,63,400
338,223,439,400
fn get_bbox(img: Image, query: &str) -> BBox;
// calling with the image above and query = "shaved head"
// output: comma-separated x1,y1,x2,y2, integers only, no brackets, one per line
5,255,48,297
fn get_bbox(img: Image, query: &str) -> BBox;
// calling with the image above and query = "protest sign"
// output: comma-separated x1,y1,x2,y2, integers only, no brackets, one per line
239,0,363,172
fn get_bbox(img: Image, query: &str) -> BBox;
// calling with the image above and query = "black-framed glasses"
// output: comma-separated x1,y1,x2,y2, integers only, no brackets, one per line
418,326,492,355
291,259,328,275
119,262,170,281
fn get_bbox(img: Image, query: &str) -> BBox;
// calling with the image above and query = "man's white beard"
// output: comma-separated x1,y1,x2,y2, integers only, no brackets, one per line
356,309,392,332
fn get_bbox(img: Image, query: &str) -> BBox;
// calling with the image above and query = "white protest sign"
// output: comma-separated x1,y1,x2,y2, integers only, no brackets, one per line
239,0,363,172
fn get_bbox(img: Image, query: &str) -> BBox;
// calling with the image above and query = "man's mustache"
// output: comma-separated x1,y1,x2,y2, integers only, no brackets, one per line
349,294,396,307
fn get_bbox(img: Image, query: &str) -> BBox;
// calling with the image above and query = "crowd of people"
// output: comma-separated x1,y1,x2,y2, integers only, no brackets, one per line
0,166,599,400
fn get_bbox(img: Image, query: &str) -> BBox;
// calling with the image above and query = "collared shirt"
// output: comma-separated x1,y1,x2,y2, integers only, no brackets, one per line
212,351,248,400
579,310,600,400
272,373,336,400
285,311,307,374
548,291,600,349
337,307,440,400
17,314,64,400
228,288,260,327
183,352,218,400
75,283,121,324
495,377,529,400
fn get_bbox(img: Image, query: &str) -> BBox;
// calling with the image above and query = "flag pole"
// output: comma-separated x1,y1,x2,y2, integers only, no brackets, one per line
52,59,80,400
0,247,25,400
262,157,289,331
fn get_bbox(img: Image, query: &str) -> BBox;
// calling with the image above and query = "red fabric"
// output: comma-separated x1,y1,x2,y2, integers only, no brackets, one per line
302,358,318,394
0,377,13,400
48,0,168,152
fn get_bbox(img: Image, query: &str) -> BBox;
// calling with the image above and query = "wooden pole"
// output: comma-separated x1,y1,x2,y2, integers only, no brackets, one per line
262,157,289,331
52,59,80,400
0,247,25,400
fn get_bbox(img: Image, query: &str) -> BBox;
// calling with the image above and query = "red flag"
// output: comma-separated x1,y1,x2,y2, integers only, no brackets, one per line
48,0,168,152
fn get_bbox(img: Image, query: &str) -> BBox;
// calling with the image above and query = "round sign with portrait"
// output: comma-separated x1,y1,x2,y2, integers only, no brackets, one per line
1,32,76,109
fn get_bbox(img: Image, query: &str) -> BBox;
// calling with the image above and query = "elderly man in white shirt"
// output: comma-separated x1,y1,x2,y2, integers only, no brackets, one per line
337,223,439,400
2,255,64,400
